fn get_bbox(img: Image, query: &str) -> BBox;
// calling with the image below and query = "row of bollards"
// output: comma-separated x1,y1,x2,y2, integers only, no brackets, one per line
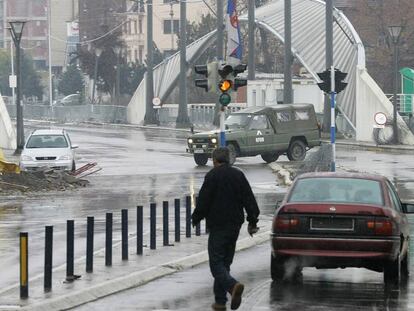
19,196,204,299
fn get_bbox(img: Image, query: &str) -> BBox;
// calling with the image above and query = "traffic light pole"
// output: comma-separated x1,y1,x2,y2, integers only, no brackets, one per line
330,65,336,172
220,108,226,147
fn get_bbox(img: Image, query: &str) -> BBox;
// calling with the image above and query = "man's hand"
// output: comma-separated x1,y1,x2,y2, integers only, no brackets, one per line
247,223,259,237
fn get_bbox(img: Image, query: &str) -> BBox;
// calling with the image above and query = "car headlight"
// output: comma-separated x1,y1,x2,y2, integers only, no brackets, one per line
188,138,193,144
21,155,32,161
59,155,72,160
211,138,217,144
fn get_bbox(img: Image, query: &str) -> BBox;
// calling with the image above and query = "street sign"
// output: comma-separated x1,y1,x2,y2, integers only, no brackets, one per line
152,97,161,106
374,112,387,126
9,75,16,88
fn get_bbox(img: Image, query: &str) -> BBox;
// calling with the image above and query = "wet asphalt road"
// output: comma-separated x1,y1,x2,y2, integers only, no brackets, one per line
0,124,282,291
2,123,414,310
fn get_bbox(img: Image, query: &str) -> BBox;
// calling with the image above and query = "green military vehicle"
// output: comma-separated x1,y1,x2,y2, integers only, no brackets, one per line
186,104,321,166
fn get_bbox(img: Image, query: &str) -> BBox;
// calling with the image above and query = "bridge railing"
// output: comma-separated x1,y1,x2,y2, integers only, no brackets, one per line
385,94,413,115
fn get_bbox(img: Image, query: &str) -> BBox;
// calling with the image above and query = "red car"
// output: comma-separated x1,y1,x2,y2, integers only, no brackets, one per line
271,172,413,284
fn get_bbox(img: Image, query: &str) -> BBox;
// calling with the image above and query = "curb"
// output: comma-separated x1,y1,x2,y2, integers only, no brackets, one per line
21,231,271,311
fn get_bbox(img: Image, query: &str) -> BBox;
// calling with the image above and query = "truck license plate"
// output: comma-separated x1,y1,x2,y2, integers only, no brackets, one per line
194,149,204,154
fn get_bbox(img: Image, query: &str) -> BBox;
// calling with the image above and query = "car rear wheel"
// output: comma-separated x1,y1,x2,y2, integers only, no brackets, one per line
261,153,279,163
194,154,208,166
384,256,401,285
401,243,410,280
287,140,306,161
227,144,237,165
271,255,286,281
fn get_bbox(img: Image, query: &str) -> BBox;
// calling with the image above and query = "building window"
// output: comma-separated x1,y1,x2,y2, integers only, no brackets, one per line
128,21,131,35
135,49,138,62
163,20,179,34
134,20,137,34
138,19,143,34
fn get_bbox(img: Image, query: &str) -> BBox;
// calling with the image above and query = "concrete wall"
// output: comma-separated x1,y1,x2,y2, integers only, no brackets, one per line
356,66,414,144
247,79,324,112
0,96,16,150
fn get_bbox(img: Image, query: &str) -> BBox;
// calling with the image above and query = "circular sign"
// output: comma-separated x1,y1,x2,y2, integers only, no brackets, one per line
374,112,387,125
152,97,161,106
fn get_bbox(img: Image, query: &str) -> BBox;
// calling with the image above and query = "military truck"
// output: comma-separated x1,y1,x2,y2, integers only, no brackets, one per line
186,104,321,166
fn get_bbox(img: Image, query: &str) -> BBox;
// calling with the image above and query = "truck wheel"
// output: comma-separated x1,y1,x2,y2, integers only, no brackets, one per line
227,144,237,165
194,154,208,166
287,140,306,161
261,153,279,163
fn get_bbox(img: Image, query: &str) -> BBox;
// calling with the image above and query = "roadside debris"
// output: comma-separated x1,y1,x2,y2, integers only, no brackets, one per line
0,170,89,195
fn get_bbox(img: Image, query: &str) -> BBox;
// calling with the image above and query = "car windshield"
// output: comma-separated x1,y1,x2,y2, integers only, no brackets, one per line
288,177,384,205
26,135,69,148
225,114,252,129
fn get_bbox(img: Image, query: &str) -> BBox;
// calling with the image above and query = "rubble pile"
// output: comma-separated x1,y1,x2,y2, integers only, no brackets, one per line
0,170,89,195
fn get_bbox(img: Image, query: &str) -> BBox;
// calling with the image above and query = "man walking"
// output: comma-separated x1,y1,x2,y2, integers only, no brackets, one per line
192,147,260,310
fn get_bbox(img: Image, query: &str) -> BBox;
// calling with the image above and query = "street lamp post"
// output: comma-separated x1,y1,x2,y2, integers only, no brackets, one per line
113,46,121,105
388,25,403,144
9,21,26,154
91,47,102,105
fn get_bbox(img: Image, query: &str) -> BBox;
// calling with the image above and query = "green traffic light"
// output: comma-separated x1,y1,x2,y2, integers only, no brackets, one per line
219,93,231,106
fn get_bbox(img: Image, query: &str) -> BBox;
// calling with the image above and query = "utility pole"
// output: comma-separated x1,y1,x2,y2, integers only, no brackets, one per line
323,0,334,133
170,1,174,52
144,0,157,124
47,0,53,107
283,0,292,104
176,0,191,127
214,0,224,126
247,0,255,81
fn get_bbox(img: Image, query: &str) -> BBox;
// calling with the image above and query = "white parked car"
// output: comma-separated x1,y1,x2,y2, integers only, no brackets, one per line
20,129,78,172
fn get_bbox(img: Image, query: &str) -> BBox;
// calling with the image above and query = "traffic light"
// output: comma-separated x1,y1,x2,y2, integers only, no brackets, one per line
317,68,348,94
194,61,218,93
218,63,234,106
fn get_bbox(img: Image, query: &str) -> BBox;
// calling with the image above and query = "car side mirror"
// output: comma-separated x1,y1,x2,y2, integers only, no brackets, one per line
71,145,79,149
402,202,414,213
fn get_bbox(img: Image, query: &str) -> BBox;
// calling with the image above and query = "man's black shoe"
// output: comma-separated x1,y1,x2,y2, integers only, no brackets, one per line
211,302,227,310
230,282,244,310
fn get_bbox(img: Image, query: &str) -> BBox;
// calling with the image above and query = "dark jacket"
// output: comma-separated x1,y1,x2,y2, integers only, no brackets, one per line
191,164,260,230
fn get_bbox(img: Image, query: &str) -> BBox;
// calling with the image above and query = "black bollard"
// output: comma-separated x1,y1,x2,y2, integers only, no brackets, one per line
174,199,180,242
105,213,113,266
186,196,191,238
86,216,94,273
122,209,128,260
163,201,169,246
20,232,28,299
44,226,53,292
137,206,143,255
195,197,201,236
66,220,74,281
150,203,156,250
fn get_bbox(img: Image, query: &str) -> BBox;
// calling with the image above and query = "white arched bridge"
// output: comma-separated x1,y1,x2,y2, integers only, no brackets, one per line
127,0,413,143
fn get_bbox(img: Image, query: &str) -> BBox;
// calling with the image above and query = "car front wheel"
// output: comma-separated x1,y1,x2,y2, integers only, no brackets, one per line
287,140,306,161
194,154,208,166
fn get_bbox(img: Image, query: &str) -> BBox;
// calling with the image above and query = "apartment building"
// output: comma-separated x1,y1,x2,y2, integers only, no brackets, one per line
123,0,209,64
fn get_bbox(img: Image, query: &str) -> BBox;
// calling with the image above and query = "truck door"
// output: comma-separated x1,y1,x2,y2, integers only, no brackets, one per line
246,114,274,154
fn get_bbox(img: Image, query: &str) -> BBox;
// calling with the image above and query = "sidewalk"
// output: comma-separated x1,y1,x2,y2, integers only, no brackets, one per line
0,218,273,311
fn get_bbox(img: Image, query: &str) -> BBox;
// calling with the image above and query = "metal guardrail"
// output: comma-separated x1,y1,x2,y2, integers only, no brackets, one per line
5,103,245,127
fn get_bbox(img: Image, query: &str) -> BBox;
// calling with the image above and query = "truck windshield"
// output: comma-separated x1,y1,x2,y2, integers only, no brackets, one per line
225,114,251,129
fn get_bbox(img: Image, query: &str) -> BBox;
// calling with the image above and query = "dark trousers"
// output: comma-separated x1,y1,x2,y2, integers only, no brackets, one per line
208,226,240,304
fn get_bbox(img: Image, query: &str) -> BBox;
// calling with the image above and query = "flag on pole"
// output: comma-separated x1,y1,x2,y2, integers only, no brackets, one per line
226,0,242,63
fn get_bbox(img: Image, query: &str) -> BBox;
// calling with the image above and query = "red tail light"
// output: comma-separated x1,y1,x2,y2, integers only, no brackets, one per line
366,219,393,235
275,216,300,231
